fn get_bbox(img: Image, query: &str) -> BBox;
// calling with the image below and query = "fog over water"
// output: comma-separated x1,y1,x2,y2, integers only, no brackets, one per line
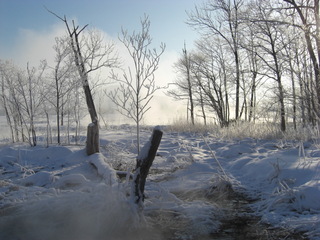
0,185,162,240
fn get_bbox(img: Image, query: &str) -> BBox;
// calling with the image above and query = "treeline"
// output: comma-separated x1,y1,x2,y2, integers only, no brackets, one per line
1,0,319,146
0,57,85,146
0,30,114,145
169,0,320,131
0,14,162,150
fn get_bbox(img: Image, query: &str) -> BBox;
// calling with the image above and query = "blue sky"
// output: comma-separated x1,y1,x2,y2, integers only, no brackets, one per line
0,0,200,60
0,0,202,124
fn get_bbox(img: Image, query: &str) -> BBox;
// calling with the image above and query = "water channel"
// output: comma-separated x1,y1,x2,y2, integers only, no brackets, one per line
146,184,308,240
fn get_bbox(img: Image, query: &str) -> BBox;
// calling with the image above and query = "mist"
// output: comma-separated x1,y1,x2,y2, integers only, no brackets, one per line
2,22,186,127
0,184,162,240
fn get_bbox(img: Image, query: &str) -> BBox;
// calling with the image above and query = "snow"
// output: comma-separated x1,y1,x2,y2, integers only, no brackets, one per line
18,171,56,187
0,126,320,239
137,140,151,161
88,153,118,186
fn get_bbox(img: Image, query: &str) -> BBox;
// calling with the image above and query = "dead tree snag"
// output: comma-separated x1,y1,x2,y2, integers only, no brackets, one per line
133,127,163,205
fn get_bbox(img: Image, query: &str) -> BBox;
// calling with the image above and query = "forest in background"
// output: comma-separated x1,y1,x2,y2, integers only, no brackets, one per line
170,0,320,131
1,0,320,146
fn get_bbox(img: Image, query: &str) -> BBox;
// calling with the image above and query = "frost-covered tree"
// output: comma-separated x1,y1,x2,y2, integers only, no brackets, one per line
188,0,245,120
0,61,45,145
0,61,17,142
168,43,196,125
282,0,320,123
48,10,118,155
107,15,165,153
192,37,232,127
247,1,288,131
45,36,75,144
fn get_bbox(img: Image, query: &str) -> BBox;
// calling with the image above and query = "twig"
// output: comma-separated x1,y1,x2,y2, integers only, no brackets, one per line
201,134,228,178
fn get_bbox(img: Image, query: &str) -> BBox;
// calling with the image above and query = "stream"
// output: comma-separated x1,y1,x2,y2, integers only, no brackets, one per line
145,175,308,240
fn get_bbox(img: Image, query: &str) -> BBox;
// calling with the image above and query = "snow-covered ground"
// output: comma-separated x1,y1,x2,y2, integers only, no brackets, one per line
0,125,319,240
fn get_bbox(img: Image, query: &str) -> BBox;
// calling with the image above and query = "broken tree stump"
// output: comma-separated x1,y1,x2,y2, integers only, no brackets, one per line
133,126,163,205
86,122,99,155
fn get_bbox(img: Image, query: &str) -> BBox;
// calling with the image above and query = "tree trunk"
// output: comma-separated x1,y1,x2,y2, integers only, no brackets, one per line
279,85,286,132
249,71,257,122
286,0,320,118
45,111,51,147
68,20,99,155
199,88,207,125
186,56,194,125
28,65,37,147
86,122,99,155
133,127,163,205
182,44,194,125
235,50,240,120
61,99,64,126
57,105,60,144
290,63,297,130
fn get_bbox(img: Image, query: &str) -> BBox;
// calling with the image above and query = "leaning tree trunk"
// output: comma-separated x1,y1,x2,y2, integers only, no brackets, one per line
82,82,99,155
133,127,163,206
86,122,99,155
67,20,100,155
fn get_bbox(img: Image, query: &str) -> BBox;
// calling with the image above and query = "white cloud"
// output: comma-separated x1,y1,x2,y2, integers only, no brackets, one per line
146,50,187,125
98,34,187,125
10,23,66,67
5,23,186,125
146,94,187,125
156,50,179,87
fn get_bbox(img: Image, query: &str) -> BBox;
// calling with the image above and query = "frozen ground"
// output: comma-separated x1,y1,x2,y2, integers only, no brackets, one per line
0,125,319,240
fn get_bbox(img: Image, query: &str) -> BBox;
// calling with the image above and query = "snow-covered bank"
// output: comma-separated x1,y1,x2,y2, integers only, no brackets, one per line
226,139,320,237
0,144,156,240
0,127,319,239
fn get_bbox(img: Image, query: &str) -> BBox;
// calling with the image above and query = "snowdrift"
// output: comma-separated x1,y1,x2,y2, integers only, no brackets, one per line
0,128,319,239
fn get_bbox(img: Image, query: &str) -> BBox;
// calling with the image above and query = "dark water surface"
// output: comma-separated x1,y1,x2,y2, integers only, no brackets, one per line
148,186,308,240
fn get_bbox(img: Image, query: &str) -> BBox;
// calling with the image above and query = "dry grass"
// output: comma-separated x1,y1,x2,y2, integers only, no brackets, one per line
167,119,320,141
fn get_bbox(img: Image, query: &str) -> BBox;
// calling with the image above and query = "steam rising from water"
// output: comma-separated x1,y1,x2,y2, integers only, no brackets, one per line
0,184,161,240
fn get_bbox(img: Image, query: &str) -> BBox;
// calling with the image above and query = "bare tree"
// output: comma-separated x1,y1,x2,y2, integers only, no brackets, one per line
48,10,118,155
107,15,165,153
245,1,288,131
244,32,262,123
188,0,245,120
192,37,232,127
282,0,320,121
0,61,45,146
26,63,39,146
168,43,195,125
0,61,16,142
280,18,302,129
3,64,26,142
44,36,75,144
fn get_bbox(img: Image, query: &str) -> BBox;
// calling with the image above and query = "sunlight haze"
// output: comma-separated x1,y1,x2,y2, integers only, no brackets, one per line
0,0,199,124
